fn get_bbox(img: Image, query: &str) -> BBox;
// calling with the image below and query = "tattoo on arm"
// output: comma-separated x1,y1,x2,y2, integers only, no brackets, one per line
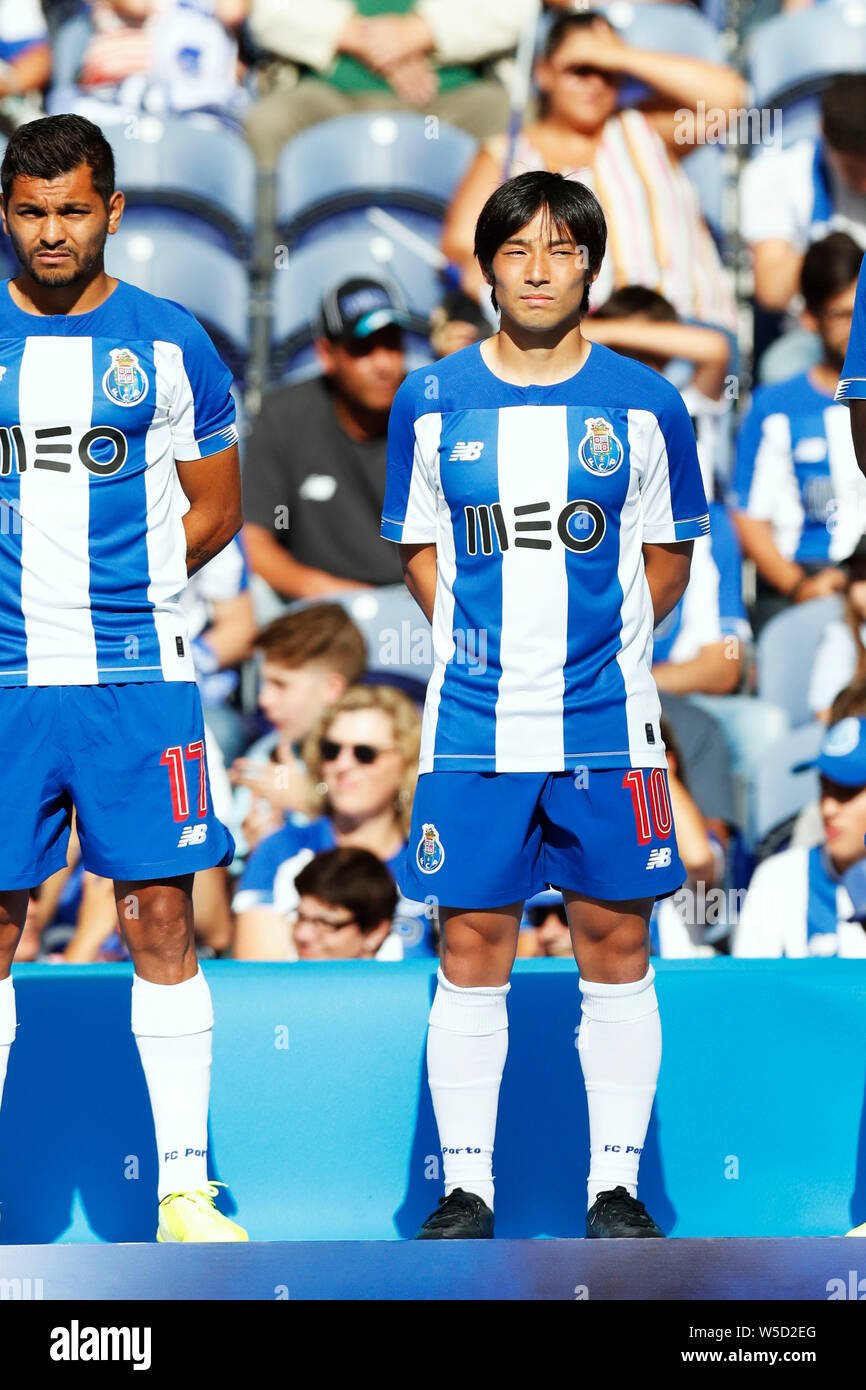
186,543,219,574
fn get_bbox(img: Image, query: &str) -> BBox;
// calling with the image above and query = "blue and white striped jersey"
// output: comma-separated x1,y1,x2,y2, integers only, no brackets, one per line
382,341,709,774
0,278,237,686
731,370,866,565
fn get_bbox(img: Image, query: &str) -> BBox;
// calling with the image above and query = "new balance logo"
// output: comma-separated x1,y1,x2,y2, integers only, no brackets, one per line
646,848,672,869
449,441,484,461
178,824,208,847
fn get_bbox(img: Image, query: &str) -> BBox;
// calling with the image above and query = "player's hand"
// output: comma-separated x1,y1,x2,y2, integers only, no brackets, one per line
384,54,438,105
792,568,848,602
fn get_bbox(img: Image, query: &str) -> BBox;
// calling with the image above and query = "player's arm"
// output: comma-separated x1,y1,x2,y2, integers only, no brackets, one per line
851,400,866,479
176,444,243,576
399,542,437,624
642,540,693,625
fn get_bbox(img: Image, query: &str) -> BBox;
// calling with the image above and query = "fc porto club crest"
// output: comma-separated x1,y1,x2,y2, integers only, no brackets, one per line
578,417,623,476
416,822,445,874
102,347,149,407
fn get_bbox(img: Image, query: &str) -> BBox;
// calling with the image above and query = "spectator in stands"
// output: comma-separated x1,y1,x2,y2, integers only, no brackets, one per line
741,75,866,317
229,603,367,856
731,232,866,634
429,288,489,360
0,0,51,134
75,0,249,124
289,847,401,960
809,537,866,721
733,715,866,957
244,0,533,169
242,276,407,608
516,890,570,958
180,534,256,765
792,676,866,849
583,285,732,498
231,683,431,959
441,8,740,327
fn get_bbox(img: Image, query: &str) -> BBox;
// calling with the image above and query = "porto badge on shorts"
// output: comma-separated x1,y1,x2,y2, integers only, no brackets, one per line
416,822,445,874
102,347,149,407
578,417,623,476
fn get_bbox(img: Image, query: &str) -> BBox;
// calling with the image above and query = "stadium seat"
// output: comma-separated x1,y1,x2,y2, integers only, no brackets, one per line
598,2,727,61
679,144,726,248
270,225,445,381
45,96,255,256
748,4,866,111
104,221,250,381
275,112,478,250
49,8,93,91
287,585,434,687
750,720,823,855
755,594,844,729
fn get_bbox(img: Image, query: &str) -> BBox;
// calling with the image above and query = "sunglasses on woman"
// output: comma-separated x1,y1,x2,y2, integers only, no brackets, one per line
318,739,396,765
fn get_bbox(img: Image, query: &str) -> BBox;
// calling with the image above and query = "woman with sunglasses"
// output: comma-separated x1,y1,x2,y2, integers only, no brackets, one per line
442,9,740,330
231,685,432,960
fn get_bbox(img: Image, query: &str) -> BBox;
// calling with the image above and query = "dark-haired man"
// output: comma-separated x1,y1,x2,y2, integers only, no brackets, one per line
731,231,865,632
0,113,247,1242
384,169,708,1239
291,847,399,961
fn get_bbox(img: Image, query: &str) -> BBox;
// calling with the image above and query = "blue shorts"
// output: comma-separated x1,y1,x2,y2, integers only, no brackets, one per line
0,684,235,888
399,769,685,909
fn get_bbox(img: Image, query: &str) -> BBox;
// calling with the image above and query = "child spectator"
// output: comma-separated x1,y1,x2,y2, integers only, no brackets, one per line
731,232,866,634
290,847,402,960
228,602,367,857
232,683,434,959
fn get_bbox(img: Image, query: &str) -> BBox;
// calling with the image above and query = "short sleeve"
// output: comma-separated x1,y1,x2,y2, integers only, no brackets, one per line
169,313,238,461
640,390,709,543
381,375,439,544
836,252,866,403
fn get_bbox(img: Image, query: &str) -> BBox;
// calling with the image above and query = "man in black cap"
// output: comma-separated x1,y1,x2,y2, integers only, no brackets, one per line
243,276,409,601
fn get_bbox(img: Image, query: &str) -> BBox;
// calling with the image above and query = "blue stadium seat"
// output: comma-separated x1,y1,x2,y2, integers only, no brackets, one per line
756,594,844,729
49,8,93,90
105,221,249,381
275,112,477,249
748,5,866,110
287,585,433,687
270,225,447,380
45,95,255,256
598,2,727,61
679,143,726,247
750,720,823,853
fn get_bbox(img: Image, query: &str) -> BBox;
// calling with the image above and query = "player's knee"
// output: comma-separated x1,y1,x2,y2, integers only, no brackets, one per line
132,894,193,956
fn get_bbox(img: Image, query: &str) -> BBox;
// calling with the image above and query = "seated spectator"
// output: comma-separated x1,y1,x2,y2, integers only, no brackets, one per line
180,534,256,765
583,285,732,498
733,715,866,956
229,602,367,857
429,289,490,360
730,232,866,634
741,75,866,315
650,717,726,958
809,537,866,721
232,683,433,959
242,276,407,607
75,0,249,125
244,0,532,169
0,0,51,135
656,690,739,857
290,847,402,960
441,8,740,326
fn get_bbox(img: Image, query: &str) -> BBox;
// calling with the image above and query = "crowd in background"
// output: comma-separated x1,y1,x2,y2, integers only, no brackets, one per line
7,0,866,963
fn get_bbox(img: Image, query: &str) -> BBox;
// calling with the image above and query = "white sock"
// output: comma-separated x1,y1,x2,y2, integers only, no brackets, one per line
131,968,214,1202
578,966,661,1210
0,975,15,1109
426,967,510,1211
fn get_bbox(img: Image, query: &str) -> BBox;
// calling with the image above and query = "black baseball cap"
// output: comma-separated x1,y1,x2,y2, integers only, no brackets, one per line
315,276,410,342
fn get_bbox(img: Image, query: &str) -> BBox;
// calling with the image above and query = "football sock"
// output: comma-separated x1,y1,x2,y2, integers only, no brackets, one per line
426,966,510,1211
0,975,15,1109
131,968,213,1202
578,966,661,1209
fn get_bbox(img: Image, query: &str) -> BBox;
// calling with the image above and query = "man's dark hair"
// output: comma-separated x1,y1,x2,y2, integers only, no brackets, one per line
592,285,678,322
1,114,115,209
474,170,607,314
800,230,863,316
821,74,866,156
543,9,615,60
294,848,398,933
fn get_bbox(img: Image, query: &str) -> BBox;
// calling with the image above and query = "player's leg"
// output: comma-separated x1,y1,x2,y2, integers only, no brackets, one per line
0,891,28,1111
565,890,665,1237
400,773,545,1239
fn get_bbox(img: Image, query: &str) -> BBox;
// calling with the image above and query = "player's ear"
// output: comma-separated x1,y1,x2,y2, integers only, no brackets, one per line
107,190,124,234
